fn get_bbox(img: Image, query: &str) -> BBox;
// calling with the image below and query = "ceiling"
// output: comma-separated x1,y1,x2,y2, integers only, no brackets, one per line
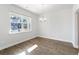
16,4,73,15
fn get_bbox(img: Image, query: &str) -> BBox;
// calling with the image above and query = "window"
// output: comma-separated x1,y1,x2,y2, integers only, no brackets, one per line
9,12,32,34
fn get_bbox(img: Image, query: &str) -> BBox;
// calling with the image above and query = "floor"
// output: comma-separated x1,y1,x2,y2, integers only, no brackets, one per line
0,37,78,55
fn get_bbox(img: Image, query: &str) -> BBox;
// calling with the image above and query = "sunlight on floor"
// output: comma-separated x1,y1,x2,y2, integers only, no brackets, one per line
27,44,38,53
17,51,26,55
17,44,38,55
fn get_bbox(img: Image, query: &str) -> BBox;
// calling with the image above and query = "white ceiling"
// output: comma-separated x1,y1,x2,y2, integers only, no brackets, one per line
17,4,73,15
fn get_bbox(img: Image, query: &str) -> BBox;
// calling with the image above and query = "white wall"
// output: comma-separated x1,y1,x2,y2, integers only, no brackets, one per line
38,7,73,43
0,4,78,50
0,4,39,50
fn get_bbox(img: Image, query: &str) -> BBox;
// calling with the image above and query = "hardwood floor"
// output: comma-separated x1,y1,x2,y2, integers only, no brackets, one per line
0,37,78,55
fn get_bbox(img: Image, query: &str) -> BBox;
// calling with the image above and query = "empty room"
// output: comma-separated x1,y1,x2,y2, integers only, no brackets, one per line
0,4,79,55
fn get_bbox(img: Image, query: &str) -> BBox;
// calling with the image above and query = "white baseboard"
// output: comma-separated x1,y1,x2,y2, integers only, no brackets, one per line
39,36,79,48
39,36,72,43
0,35,78,50
0,36,37,50
72,42,79,48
